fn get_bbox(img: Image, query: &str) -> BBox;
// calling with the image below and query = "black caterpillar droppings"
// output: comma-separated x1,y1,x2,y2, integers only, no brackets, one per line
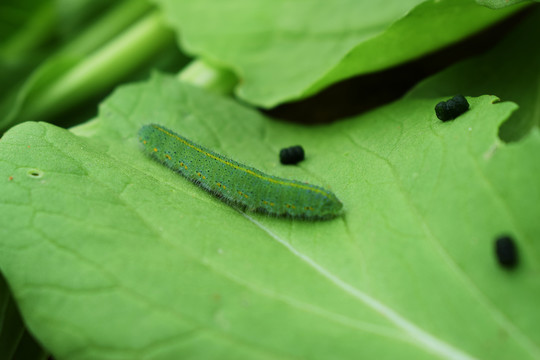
435,95,470,122
280,145,305,165
494,235,518,269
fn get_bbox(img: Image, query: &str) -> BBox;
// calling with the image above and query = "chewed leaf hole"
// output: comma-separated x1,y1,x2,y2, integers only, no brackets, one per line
27,169,44,179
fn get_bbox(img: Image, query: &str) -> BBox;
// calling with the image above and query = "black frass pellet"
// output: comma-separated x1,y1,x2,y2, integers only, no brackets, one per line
280,146,305,165
435,95,470,122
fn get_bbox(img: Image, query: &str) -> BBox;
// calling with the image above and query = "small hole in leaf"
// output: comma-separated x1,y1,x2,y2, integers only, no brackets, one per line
27,169,44,178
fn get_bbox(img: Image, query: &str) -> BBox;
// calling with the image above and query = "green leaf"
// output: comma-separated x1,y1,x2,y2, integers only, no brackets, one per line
155,0,524,108
1,74,539,359
407,7,540,142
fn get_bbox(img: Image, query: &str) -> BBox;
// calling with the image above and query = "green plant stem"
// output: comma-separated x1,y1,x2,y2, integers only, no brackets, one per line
178,59,238,95
61,0,154,55
0,2,56,59
23,11,176,122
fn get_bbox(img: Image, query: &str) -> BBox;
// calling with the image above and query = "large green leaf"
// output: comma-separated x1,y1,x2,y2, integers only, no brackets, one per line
0,74,538,359
155,0,524,108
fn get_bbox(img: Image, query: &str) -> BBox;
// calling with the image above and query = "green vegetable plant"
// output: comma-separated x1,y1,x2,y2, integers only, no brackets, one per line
0,1,539,359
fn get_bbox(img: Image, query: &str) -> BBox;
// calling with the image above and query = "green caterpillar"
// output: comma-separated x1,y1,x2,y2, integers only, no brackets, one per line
138,124,343,219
